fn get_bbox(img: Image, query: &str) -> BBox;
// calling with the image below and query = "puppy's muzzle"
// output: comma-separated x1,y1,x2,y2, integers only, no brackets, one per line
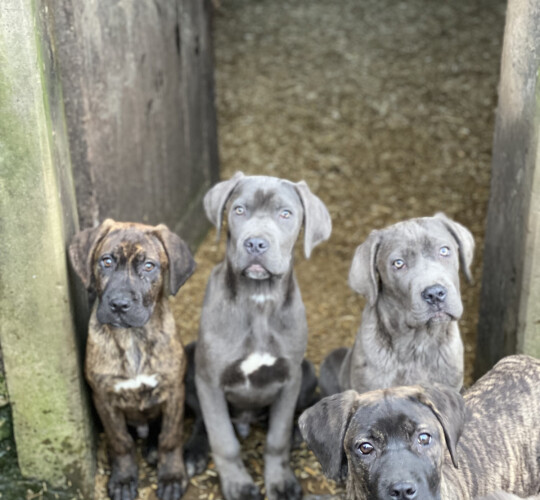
109,293,134,313
387,481,418,499
421,284,447,307
244,237,269,256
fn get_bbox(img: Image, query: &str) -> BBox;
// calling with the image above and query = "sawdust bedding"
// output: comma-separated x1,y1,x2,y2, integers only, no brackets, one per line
94,0,506,497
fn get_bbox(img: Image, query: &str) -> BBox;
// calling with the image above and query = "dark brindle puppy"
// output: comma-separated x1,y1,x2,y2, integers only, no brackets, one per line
300,355,540,500
69,219,195,500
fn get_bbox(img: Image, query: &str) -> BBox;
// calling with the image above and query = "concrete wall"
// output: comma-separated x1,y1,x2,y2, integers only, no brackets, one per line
0,0,95,495
50,0,219,244
476,0,540,377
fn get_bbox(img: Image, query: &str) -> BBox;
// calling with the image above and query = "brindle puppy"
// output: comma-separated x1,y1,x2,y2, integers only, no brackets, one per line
300,355,540,500
69,219,195,500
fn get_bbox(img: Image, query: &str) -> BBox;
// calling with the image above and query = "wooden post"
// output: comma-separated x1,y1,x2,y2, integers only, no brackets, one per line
476,0,540,377
0,0,94,494
50,0,219,244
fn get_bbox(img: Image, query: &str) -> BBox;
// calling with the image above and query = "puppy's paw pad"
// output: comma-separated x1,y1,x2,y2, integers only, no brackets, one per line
157,479,186,500
268,478,303,500
237,483,264,500
183,448,209,477
108,478,137,500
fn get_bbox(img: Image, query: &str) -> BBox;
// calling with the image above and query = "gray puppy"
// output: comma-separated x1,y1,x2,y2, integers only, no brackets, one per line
300,355,540,500
191,172,331,500
320,214,474,396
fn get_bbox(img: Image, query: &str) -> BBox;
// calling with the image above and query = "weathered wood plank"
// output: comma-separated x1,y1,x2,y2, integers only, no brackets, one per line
51,0,219,243
476,0,540,376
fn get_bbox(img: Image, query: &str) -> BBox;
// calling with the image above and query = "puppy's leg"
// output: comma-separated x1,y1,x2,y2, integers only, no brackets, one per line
292,359,319,447
184,342,211,477
93,396,138,500
195,375,262,500
319,347,349,398
296,359,319,411
157,381,188,500
265,371,303,500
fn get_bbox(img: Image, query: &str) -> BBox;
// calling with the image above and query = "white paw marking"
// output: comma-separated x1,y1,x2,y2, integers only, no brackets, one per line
240,352,277,376
114,374,159,392
250,294,270,305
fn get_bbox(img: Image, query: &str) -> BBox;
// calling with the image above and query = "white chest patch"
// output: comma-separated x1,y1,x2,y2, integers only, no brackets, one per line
240,352,277,376
250,294,271,305
114,373,159,392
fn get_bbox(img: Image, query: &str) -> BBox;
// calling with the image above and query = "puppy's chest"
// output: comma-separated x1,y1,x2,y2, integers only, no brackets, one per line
113,332,157,376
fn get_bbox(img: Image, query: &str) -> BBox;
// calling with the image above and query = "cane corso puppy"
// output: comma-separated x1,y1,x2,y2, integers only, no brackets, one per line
300,355,540,500
69,219,195,500
186,172,331,500
319,213,474,396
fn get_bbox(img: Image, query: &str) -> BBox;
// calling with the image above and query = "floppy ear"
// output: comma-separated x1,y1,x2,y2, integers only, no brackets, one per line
299,390,359,483
153,225,196,296
434,212,475,284
416,384,467,469
203,171,245,240
293,181,332,258
68,219,115,290
348,230,381,306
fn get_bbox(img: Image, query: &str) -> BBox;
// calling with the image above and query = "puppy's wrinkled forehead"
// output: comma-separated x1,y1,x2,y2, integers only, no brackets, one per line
379,219,453,257
348,394,436,442
229,177,302,213
97,228,164,264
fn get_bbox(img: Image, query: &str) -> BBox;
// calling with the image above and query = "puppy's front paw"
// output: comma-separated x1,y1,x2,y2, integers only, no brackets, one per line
223,481,264,500
157,448,188,500
267,470,302,500
108,454,138,500
157,477,186,500
183,443,209,477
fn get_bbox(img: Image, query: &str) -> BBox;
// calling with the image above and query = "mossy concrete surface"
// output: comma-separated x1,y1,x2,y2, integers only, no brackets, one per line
0,0,94,496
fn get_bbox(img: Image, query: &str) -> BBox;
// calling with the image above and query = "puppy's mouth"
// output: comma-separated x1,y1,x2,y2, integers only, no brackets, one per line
243,263,271,280
427,310,454,323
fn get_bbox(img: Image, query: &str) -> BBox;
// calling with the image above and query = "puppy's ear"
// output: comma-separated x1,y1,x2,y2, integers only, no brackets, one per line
203,171,245,240
434,212,475,284
293,181,332,258
416,384,467,469
153,225,196,296
348,230,381,306
68,219,115,290
299,390,359,483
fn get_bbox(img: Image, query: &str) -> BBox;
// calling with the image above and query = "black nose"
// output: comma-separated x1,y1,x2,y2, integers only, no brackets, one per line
421,284,447,305
109,295,132,313
244,237,269,256
389,481,417,499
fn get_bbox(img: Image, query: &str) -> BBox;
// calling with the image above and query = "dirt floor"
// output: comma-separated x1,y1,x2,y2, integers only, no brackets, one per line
94,0,507,498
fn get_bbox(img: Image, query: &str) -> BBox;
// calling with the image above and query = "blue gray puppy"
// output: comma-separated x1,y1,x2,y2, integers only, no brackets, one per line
188,172,331,500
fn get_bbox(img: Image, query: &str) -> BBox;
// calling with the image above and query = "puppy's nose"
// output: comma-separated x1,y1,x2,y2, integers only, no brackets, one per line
389,481,417,499
109,295,132,313
244,237,269,256
421,284,447,305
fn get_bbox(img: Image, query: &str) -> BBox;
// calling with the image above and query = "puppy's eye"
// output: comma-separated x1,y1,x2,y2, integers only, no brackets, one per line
143,261,155,272
101,256,114,268
355,442,374,455
234,206,245,216
440,246,450,257
392,259,405,269
280,209,292,219
418,433,432,446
